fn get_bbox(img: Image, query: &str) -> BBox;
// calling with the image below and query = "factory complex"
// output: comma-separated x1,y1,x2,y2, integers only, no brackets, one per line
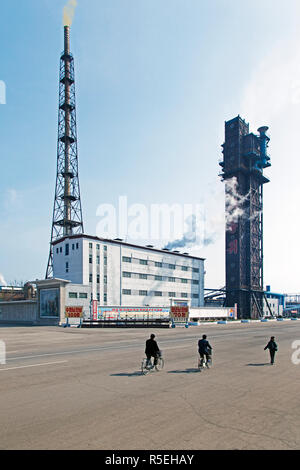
1,22,297,328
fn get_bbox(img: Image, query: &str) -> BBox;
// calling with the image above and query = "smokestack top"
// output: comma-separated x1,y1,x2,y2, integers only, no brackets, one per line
64,25,70,55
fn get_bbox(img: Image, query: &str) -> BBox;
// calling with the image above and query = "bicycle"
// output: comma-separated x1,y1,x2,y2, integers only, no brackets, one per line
141,351,164,375
198,351,212,371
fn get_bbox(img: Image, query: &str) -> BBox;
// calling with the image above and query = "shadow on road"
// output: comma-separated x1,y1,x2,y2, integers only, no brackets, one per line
167,368,200,374
110,372,143,377
246,363,270,367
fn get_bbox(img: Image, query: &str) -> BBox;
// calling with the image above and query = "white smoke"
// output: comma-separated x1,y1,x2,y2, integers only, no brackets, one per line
63,0,77,27
225,177,250,229
0,273,7,287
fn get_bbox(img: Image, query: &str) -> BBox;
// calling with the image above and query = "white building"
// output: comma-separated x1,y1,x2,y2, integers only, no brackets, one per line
263,297,283,317
52,235,205,308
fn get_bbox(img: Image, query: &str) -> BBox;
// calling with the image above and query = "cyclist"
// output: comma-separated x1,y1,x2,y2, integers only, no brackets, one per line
198,334,213,367
145,334,161,369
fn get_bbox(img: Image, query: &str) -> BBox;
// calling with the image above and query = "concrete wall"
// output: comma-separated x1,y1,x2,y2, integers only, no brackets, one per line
0,301,38,325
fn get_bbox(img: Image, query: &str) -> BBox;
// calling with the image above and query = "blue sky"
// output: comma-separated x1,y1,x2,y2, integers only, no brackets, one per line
1,0,300,292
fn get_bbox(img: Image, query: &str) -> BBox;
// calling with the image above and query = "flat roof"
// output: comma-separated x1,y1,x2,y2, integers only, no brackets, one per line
52,234,205,261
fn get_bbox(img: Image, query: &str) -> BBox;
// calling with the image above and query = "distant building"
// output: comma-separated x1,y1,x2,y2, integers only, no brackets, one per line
52,235,205,308
263,286,285,317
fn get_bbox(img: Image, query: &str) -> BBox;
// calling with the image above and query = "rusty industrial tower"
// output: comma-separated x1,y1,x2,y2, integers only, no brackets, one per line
219,116,271,319
46,26,84,278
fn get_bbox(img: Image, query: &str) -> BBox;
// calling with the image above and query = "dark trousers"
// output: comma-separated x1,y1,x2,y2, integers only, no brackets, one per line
269,350,276,364
147,354,158,366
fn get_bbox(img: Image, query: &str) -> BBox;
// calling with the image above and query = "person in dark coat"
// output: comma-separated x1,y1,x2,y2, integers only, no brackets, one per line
145,334,161,367
198,334,213,366
264,336,278,365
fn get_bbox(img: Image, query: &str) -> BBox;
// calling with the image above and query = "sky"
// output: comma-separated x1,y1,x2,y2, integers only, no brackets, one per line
0,0,300,293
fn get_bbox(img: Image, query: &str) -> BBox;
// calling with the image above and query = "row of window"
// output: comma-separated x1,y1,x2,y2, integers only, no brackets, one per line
122,289,199,298
89,274,107,284
69,292,88,299
89,243,107,251
89,255,107,265
122,256,200,273
122,271,199,284
56,242,80,255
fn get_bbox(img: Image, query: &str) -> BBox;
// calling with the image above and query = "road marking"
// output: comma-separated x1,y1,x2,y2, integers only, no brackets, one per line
0,361,68,371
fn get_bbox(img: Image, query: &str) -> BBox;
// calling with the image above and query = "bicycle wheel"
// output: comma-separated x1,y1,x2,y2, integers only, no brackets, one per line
155,357,164,371
141,358,151,375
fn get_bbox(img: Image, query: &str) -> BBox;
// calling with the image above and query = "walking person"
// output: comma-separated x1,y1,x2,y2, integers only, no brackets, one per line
264,336,278,365
198,334,213,368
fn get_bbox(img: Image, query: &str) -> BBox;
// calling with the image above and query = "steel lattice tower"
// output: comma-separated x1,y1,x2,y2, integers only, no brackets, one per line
46,26,84,279
219,116,271,319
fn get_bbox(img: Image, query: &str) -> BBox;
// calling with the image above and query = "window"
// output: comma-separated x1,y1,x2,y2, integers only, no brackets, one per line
181,279,188,284
169,264,175,270
140,259,148,265
104,276,107,284
79,293,88,299
69,292,77,299
97,275,100,284
104,257,107,266
104,293,107,302
193,268,199,273
123,272,131,278
60,247,62,253
181,293,188,298
66,262,69,273
97,293,100,302
89,274,93,283
169,292,176,297
89,255,93,264
139,290,147,296
104,246,107,252
96,256,100,264
122,256,131,263
168,277,175,282
72,244,75,250
192,280,199,285
139,274,147,279
76,243,79,249
56,248,59,254
155,275,163,281
65,244,69,256
154,291,162,297
123,289,131,295
192,294,199,299
96,244,100,250
89,243,93,249
155,262,162,268
181,266,188,271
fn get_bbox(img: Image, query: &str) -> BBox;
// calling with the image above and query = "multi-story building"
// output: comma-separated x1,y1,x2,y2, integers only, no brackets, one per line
52,235,205,308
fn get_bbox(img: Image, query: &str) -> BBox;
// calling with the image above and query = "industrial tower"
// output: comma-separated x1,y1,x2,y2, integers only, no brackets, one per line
219,116,271,319
46,26,84,279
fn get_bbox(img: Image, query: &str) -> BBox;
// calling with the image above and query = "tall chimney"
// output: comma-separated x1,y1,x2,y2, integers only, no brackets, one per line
64,25,70,56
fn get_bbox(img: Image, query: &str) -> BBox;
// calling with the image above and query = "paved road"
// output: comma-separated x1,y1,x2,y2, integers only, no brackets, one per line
0,322,300,450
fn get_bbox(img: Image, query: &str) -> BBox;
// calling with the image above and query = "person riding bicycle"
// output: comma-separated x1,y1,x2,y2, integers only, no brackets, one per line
198,334,213,366
145,334,161,368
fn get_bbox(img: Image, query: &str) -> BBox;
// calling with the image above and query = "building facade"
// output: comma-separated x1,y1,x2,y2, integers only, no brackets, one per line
52,235,205,308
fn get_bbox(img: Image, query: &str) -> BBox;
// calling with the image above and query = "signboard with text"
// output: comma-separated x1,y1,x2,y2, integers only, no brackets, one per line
170,305,189,323
65,306,83,318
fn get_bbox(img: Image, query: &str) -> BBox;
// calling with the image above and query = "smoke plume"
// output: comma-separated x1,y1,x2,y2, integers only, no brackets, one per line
0,273,7,287
164,215,197,251
63,0,77,26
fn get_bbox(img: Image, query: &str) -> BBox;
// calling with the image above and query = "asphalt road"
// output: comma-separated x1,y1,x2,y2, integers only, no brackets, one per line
0,321,300,450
